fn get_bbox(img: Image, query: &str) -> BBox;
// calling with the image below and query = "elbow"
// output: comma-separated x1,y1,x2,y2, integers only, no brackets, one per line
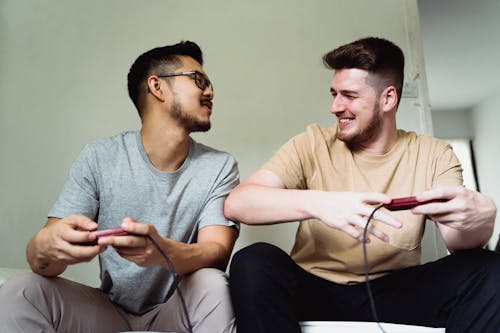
223,193,240,222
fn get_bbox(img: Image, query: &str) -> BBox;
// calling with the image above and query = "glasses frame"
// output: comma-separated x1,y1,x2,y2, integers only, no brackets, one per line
157,70,213,92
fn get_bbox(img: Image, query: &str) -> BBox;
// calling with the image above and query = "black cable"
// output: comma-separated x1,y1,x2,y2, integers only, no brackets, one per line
147,235,194,333
362,204,387,333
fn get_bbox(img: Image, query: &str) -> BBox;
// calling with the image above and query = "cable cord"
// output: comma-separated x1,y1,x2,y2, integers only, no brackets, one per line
147,235,194,333
362,204,387,333
147,204,386,333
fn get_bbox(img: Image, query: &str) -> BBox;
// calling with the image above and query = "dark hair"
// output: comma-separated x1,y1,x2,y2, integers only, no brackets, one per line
127,41,203,116
323,37,404,101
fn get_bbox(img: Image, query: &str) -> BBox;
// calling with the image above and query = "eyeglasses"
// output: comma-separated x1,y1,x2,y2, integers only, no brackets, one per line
157,70,213,92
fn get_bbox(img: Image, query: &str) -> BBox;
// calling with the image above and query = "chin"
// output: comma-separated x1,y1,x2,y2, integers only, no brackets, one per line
192,122,211,132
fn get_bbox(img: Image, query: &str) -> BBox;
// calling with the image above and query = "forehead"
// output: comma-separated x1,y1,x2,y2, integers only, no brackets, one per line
331,68,372,91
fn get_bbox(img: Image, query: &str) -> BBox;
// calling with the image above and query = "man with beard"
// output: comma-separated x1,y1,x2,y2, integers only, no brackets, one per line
225,37,499,332
0,41,239,333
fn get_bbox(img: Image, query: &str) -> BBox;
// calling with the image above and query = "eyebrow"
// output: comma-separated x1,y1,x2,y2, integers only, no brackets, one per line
330,87,359,95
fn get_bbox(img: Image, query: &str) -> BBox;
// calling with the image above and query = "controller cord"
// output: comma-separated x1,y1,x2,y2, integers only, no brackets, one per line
147,235,194,333
363,204,387,333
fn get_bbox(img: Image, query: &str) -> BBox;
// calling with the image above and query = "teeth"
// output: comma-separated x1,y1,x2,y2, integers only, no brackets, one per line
339,118,352,123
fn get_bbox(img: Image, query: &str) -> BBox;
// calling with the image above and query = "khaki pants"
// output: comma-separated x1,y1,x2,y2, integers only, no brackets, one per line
0,268,236,333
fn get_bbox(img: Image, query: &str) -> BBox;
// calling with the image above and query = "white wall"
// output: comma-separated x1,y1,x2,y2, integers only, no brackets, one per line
472,97,500,249
432,106,500,250
0,0,431,286
432,109,472,139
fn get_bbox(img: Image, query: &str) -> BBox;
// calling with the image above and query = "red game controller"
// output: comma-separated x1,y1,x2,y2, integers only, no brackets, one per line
80,227,129,245
91,227,129,238
383,196,447,211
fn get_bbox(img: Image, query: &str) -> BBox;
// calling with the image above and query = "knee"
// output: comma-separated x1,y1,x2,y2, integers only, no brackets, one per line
0,273,54,302
184,268,231,299
230,242,286,274
229,243,292,292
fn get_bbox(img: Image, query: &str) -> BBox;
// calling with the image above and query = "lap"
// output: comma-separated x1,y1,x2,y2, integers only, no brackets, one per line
231,243,499,328
140,268,235,333
0,272,130,332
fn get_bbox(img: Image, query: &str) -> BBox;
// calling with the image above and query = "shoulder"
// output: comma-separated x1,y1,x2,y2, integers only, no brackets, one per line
84,131,136,151
190,139,237,168
80,131,136,157
398,130,451,152
71,132,138,172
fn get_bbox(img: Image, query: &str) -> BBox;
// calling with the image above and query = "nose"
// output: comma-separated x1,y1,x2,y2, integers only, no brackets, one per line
203,86,214,99
330,95,346,114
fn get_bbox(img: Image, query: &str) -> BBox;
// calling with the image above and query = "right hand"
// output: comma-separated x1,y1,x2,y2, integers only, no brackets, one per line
311,191,402,242
28,215,105,275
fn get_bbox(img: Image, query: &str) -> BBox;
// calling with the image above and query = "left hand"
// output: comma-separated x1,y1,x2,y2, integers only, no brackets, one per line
97,217,166,268
412,186,496,250
412,186,496,230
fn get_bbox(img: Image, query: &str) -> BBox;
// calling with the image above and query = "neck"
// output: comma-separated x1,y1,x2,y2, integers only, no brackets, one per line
352,118,399,155
355,128,399,155
140,115,190,172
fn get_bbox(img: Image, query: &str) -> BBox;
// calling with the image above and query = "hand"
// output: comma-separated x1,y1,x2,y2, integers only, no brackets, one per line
30,215,104,274
98,217,167,268
413,186,496,231
312,191,402,242
413,186,496,250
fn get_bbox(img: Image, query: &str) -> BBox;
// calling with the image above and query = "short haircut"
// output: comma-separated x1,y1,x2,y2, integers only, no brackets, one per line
127,41,203,116
323,37,404,102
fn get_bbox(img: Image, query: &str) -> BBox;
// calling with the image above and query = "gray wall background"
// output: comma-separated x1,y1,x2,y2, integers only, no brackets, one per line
1,0,435,286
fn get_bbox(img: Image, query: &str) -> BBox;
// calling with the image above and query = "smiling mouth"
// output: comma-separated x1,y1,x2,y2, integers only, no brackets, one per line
338,118,354,126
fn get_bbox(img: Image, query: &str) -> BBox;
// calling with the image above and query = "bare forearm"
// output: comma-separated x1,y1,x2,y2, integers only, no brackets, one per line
224,184,317,224
441,222,493,251
159,239,233,275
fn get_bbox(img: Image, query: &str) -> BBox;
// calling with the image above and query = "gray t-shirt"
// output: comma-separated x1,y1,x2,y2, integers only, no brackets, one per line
49,131,239,314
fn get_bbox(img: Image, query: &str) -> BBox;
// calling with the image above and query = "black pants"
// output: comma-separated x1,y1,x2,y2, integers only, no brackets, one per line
229,242,500,333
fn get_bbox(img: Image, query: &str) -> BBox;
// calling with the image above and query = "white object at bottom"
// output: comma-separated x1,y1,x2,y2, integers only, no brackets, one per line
299,321,445,333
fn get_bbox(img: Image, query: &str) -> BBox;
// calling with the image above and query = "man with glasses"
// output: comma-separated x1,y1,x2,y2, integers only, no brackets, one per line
0,41,238,333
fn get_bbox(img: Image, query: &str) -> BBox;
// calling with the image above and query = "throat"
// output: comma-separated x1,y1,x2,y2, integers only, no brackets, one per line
141,129,190,172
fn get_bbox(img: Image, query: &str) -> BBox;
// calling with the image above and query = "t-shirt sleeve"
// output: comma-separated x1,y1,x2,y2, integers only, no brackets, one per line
197,154,240,231
262,132,309,190
48,143,100,220
432,142,464,187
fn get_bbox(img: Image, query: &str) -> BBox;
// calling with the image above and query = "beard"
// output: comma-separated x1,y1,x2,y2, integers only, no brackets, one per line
170,99,211,133
338,102,383,148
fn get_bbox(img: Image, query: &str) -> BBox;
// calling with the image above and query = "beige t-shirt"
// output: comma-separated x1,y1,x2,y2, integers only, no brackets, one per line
263,123,463,284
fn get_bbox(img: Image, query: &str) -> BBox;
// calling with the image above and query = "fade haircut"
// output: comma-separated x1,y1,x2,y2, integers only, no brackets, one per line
323,37,404,104
127,41,203,117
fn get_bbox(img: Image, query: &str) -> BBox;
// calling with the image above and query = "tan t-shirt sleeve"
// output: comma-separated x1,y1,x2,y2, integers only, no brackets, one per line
431,140,464,187
263,133,307,190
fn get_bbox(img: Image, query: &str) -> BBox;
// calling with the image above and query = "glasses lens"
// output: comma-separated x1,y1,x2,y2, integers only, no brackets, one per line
193,72,213,92
194,72,207,90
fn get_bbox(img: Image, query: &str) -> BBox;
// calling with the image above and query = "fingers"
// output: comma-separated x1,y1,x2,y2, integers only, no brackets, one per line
416,186,459,202
413,186,468,216
65,214,98,231
120,217,157,236
49,215,98,248
359,205,402,229
98,234,147,248
361,192,393,205
338,212,389,243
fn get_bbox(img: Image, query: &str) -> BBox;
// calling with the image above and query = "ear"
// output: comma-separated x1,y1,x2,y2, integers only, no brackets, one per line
146,76,167,102
380,86,399,112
